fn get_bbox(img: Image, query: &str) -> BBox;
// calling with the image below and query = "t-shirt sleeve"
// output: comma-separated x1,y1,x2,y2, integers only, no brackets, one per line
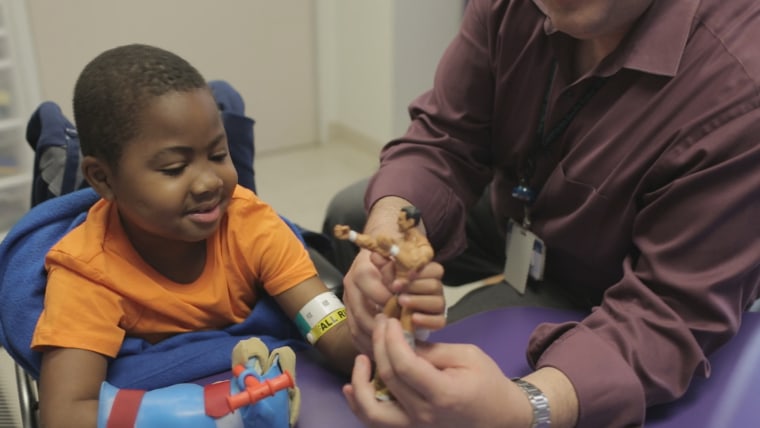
31,253,127,358
228,191,318,296
257,218,317,296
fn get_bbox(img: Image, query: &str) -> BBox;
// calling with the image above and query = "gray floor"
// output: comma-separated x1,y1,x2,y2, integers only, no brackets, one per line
254,139,379,232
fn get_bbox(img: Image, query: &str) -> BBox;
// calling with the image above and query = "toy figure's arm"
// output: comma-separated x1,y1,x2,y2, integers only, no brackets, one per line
333,225,393,258
38,347,107,428
374,235,396,255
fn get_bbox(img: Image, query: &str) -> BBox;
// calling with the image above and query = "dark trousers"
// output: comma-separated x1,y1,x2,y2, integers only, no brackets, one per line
321,178,588,322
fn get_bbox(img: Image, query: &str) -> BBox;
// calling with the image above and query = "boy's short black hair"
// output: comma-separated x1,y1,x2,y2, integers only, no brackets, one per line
73,43,208,169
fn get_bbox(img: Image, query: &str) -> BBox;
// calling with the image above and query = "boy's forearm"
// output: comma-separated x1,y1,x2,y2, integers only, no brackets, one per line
40,399,98,428
39,348,106,428
316,321,358,377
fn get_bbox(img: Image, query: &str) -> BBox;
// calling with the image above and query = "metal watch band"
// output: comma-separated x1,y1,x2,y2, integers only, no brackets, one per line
512,378,551,428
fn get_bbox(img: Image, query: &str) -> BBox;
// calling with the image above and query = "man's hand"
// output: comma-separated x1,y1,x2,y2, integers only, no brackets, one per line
344,315,580,428
342,249,397,354
342,249,445,355
343,316,532,428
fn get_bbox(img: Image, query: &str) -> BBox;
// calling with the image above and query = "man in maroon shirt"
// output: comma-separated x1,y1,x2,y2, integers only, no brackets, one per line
325,0,760,426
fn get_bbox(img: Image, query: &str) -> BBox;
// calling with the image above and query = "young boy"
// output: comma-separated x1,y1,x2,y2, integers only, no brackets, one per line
30,44,356,428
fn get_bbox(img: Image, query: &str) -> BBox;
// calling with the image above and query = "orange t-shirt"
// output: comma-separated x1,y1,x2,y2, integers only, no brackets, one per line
31,185,316,357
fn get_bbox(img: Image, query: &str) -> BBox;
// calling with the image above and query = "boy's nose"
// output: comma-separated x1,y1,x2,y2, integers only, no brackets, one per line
191,169,223,196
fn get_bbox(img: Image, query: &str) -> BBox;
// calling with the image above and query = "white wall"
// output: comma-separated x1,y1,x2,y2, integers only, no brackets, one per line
391,0,464,138
23,1,462,153
317,0,462,149
326,1,394,147
24,0,318,153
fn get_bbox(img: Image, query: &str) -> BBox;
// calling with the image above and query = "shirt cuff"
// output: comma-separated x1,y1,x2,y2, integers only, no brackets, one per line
527,322,646,427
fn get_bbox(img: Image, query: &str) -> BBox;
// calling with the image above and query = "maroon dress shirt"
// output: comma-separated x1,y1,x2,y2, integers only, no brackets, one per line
366,0,760,426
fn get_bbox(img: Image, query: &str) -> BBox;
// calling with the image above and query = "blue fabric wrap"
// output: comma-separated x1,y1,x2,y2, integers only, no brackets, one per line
0,188,309,390
209,80,257,194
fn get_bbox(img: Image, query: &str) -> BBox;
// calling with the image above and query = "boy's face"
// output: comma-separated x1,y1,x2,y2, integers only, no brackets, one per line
106,88,238,244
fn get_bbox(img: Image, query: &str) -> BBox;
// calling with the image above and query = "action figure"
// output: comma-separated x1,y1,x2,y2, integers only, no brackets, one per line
334,205,434,399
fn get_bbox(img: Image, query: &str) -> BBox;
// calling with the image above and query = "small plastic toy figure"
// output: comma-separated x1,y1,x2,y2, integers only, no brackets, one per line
334,205,434,399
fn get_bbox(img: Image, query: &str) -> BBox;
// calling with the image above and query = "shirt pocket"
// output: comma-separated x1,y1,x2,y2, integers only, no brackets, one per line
531,163,629,290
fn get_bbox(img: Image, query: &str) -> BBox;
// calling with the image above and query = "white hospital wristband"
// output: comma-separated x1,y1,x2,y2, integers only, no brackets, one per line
294,292,347,344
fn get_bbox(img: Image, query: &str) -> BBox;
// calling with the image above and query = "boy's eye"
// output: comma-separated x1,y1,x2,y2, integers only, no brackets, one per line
160,165,186,176
211,152,228,162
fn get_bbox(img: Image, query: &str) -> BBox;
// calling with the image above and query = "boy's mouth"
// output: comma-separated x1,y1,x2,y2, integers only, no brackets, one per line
186,201,223,224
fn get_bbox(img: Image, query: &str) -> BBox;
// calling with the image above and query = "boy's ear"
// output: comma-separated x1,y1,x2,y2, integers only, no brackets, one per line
81,156,115,201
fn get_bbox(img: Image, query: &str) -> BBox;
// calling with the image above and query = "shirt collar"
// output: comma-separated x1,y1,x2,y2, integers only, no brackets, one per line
532,0,700,77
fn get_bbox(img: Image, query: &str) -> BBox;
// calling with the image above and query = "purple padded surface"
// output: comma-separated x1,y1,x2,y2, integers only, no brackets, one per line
199,307,760,427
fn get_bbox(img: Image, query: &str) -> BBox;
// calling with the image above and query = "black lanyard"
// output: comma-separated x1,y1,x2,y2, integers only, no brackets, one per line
512,60,607,207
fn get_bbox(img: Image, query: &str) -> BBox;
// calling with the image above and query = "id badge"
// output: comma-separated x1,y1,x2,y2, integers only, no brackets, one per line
504,219,546,295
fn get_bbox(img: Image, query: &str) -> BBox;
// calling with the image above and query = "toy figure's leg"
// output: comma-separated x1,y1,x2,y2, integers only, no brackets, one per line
381,295,415,346
372,295,417,401
399,305,415,346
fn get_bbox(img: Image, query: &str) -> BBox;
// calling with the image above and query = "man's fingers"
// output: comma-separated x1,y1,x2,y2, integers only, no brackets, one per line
374,318,449,403
344,355,374,414
398,293,445,314
410,312,447,331
414,341,485,370
344,354,412,428
391,262,444,294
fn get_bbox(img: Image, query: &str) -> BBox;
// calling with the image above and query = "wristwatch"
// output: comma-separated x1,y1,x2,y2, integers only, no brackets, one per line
512,378,551,427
